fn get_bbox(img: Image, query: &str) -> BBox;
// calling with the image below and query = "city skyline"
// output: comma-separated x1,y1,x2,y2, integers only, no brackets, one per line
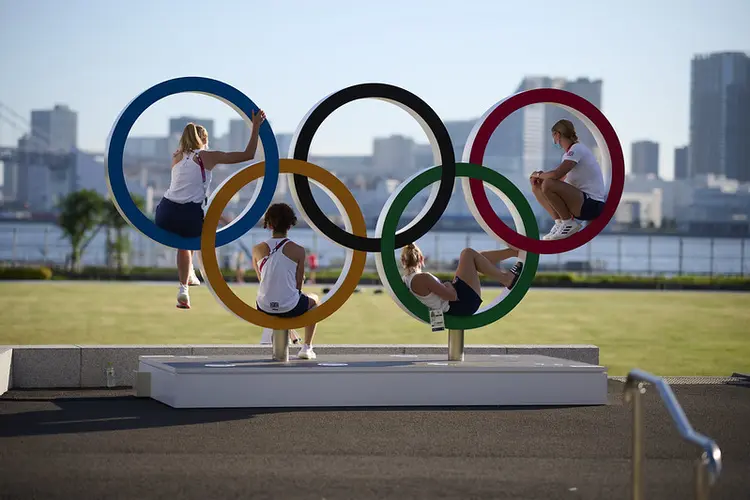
7,60,745,182
1,0,748,182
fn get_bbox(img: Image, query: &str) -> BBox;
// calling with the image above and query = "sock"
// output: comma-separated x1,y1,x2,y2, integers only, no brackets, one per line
561,218,573,225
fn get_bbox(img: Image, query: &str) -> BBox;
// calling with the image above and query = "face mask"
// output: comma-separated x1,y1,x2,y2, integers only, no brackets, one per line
552,134,562,150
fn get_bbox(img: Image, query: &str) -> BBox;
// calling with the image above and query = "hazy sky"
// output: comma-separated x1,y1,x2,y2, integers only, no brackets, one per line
1,0,748,180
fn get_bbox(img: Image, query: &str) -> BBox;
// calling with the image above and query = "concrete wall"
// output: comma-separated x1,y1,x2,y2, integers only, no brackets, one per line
0,348,11,396
2,344,600,389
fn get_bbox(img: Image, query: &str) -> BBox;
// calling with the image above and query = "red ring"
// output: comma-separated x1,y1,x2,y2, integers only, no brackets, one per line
466,88,624,254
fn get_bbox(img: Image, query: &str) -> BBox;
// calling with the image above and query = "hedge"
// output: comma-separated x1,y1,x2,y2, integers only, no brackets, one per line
0,266,53,280
1,265,749,290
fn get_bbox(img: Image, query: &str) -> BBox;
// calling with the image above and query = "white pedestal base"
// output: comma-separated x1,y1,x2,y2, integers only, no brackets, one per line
137,353,608,409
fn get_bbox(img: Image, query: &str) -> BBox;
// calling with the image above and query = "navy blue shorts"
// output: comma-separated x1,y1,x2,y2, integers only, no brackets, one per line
257,291,311,318
446,277,482,316
578,193,605,221
155,197,204,239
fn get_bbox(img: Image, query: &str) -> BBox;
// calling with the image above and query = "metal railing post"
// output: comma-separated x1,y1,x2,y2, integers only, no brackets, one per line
448,329,464,361
272,329,289,362
695,454,711,500
11,228,17,263
43,227,49,264
435,233,440,272
627,381,646,500
624,369,722,500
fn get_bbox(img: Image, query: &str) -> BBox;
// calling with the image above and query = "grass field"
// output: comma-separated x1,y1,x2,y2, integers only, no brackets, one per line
1,282,748,376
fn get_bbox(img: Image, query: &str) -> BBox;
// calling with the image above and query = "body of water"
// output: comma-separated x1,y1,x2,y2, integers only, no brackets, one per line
0,222,748,276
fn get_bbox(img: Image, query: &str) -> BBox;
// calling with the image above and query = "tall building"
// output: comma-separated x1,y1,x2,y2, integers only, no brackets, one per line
2,161,16,202
674,146,689,180
124,137,168,159
689,52,750,182
517,76,603,176
29,104,77,152
169,116,215,142
276,133,293,158
372,135,415,177
228,119,251,152
559,77,603,150
631,140,659,177
444,120,476,159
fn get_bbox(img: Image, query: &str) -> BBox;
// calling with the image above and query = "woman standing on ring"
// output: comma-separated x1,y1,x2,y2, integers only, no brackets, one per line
154,110,266,309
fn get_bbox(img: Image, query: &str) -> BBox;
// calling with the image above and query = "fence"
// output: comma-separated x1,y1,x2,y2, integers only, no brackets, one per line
0,224,748,277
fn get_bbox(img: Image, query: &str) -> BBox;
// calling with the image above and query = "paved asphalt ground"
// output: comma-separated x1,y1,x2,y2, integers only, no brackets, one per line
1,380,749,500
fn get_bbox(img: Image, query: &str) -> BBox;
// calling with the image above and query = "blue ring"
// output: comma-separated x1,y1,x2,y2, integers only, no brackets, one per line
105,76,279,250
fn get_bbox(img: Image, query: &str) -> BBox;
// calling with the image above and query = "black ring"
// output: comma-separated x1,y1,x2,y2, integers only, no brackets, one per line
291,83,456,252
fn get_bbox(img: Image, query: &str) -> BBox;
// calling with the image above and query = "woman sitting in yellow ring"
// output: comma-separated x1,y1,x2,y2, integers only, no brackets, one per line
252,203,319,360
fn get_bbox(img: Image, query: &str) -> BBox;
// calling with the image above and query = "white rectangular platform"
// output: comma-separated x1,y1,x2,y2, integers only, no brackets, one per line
137,354,608,409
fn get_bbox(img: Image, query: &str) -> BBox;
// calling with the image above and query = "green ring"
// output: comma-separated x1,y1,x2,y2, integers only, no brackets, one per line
377,163,540,330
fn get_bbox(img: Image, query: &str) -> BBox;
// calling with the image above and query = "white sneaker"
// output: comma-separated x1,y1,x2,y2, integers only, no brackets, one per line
542,221,562,240
297,345,316,360
176,284,191,309
187,271,201,286
549,220,583,240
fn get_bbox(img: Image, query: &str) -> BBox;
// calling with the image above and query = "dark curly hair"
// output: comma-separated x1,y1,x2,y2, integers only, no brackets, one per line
263,203,298,234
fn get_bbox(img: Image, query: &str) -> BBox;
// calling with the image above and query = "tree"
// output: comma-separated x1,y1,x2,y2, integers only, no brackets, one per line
57,190,106,271
102,194,145,273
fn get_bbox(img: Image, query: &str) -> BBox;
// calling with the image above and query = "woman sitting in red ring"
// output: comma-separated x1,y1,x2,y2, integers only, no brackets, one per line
529,119,607,241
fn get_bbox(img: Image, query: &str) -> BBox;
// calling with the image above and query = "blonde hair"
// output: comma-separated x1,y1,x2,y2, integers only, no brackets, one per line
400,243,423,271
551,119,579,143
178,123,208,153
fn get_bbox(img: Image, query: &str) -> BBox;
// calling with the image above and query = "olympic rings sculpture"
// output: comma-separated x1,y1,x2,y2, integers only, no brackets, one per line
106,77,624,331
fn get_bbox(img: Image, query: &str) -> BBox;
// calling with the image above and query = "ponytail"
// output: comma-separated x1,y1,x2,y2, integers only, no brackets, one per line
178,122,208,153
400,243,423,270
551,119,578,143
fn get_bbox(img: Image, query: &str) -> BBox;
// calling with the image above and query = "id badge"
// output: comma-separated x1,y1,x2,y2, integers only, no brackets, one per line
429,309,446,332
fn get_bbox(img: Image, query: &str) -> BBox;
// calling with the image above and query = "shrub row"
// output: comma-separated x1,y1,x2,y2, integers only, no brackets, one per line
0,266,53,280
1,265,749,290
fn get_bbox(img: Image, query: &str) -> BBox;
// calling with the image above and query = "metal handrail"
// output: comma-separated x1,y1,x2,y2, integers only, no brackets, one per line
623,368,723,500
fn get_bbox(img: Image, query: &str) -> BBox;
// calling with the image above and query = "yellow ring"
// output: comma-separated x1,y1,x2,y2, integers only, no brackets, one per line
200,159,367,329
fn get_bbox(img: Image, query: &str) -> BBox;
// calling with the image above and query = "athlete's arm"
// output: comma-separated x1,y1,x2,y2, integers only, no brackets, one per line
250,243,266,276
532,143,581,180
171,150,183,167
423,277,458,301
293,245,306,290
197,110,266,170
536,159,576,180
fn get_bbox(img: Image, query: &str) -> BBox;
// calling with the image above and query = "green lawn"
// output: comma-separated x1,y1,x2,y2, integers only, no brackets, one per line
1,282,748,376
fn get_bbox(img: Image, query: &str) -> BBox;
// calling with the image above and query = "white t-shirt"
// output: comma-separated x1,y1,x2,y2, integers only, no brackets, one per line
561,143,606,202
